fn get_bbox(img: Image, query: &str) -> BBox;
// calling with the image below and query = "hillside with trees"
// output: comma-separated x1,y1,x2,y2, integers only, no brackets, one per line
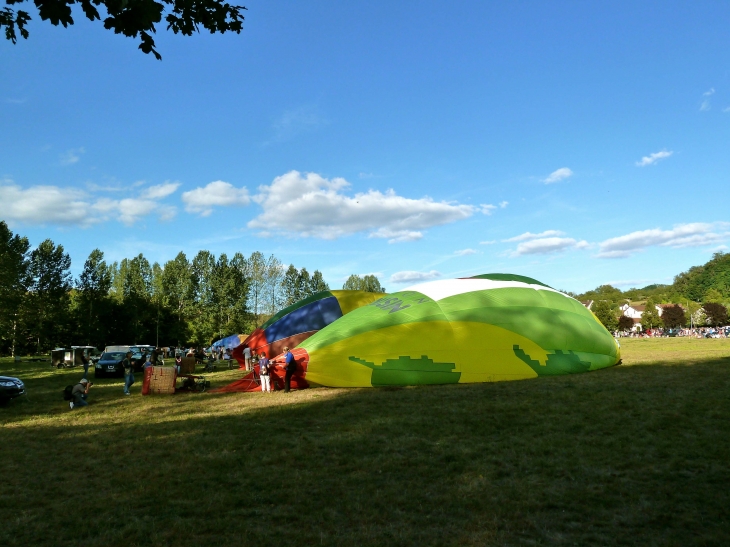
576,252,730,331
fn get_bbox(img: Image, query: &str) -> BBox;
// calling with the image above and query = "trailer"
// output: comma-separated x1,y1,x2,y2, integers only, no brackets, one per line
51,346,98,369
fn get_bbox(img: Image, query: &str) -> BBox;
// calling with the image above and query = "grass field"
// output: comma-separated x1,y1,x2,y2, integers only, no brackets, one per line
1,338,730,546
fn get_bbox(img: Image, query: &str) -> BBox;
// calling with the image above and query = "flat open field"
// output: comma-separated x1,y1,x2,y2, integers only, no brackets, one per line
2,338,730,546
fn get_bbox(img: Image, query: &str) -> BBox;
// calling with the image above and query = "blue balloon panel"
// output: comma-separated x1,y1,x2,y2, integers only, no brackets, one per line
264,296,343,344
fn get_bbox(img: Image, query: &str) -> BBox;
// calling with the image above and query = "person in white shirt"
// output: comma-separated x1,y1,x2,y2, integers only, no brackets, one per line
258,353,271,393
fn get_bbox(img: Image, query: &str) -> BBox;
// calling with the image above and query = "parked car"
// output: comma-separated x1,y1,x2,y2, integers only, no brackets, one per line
104,345,133,353
95,351,128,378
103,345,154,372
0,376,26,406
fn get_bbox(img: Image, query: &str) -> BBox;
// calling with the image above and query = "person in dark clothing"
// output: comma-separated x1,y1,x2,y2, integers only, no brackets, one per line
283,346,296,393
70,378,91,409
80,353,90,380
122,351,134,395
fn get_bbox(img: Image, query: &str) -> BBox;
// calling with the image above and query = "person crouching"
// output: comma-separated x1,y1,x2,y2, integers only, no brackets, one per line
70,378,92,409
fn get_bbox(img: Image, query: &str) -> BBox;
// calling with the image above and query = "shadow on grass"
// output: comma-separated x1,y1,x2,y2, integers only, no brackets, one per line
1,357,730,546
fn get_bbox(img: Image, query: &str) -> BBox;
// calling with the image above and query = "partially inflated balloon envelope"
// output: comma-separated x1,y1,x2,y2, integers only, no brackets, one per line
233,290,385,362
293,274,621,387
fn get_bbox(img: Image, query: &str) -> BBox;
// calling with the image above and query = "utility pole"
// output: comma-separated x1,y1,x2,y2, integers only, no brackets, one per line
688,301,691,333
11,313,17,359
156,299,160,348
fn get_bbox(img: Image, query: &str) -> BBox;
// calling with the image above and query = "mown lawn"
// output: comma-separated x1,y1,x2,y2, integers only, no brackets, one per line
1,338,730,546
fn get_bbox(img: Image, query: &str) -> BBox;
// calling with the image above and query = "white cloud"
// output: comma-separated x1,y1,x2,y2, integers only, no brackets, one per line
159,208,177,222
182,180,251,216
369,228,423,243
481,204,497,215
510,237,589,256
499,201,509,208
0,178,179,227
60,147,85,166
504,230,564,242
268,106,327,144
700,88,715,111
0,181,92,226
86,182,125,192
479,240,497,245
542,167,573,184
635,150,673,167
140,182,180,200
390,270,442,284
454,248,480,256
247,171,477,242
93,198,158,226
597,223,730,258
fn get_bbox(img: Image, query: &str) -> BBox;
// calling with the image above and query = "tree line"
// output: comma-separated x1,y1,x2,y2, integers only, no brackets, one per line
0,221,383,356
575,251,730,331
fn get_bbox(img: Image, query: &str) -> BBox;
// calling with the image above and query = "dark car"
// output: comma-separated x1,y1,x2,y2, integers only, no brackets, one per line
0,376,26,406
94,351,128,378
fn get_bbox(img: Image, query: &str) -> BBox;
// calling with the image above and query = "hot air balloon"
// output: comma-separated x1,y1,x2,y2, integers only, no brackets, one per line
283,274,620,388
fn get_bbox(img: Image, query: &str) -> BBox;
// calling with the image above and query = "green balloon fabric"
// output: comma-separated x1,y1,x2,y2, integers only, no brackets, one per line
294,274,620,387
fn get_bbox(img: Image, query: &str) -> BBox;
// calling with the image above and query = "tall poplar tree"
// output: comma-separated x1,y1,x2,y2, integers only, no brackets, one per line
309,270,329,294
190,250,216,345
0,221,30,355
123,254,153,343
76,249,112,346
246,251,267,326
264,255,284,315
24,239,72,352
281,264,300,307
161,252,193,346
640,298,661,331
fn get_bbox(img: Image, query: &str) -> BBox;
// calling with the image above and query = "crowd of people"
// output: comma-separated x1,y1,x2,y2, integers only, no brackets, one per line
615,326,730,338
67,342,299,410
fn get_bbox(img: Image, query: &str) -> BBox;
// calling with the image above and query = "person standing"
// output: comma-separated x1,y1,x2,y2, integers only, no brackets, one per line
69,378,91,409
258,353,271,393
243,345,252,371
283,347,296,393
122,350,135,395
80,352,90,380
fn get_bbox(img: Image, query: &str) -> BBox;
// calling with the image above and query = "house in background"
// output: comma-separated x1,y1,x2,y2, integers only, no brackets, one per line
580,300,594,310
619,302,685,331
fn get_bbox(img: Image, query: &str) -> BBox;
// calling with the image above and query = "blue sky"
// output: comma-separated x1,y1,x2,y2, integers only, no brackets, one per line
1,1,729,293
